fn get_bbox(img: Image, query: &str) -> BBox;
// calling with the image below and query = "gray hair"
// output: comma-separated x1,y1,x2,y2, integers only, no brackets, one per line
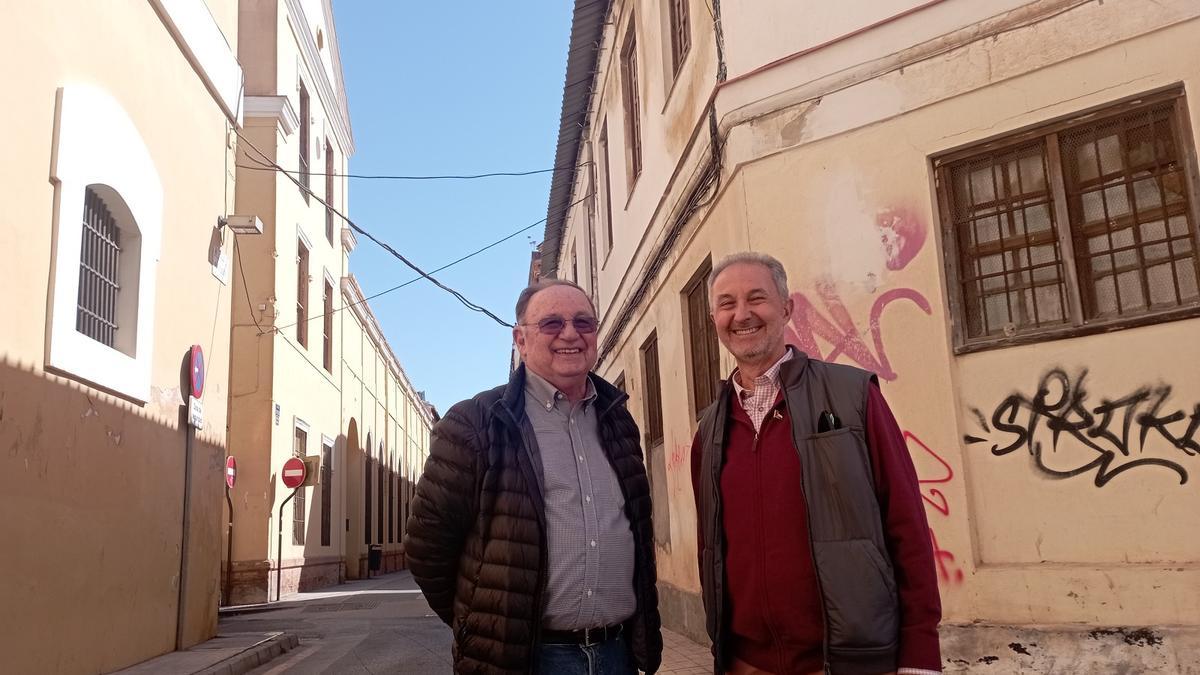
707,252,790,301
515,279,596,323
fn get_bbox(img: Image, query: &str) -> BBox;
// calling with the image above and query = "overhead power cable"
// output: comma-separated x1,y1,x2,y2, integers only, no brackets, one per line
269,192,592,333
233,129,517,329
235,161,590,181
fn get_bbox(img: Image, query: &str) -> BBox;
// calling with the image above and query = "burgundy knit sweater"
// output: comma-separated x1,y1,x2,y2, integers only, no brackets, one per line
691,384,942,674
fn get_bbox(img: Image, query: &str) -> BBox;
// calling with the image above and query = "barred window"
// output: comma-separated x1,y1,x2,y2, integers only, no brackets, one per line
292,426,307,546
668,0,690,77
937,89,1200,351
77,187,122,348
640,332,664,448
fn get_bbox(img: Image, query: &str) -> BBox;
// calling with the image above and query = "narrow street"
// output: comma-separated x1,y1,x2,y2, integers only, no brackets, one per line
222,571,711,674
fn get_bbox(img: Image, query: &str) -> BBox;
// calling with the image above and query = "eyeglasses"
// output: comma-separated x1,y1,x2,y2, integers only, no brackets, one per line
521,316,599,335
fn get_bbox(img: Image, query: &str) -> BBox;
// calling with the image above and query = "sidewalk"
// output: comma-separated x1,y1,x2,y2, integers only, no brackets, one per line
116,571,714,674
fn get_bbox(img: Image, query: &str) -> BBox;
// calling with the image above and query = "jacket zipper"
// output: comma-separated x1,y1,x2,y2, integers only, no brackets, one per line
752,415,789,674
784,395,833,674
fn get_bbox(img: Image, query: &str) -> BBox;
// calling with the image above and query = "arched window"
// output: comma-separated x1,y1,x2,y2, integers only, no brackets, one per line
48,85,162,401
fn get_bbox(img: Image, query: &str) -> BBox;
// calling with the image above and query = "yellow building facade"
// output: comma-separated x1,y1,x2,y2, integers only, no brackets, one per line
0,0,243,672
543,0,1200,643
226,0,432,605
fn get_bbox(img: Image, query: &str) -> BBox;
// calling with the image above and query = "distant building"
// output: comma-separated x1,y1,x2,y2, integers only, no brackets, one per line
542,0,1200,642
0,1,243,671
227,0,433,604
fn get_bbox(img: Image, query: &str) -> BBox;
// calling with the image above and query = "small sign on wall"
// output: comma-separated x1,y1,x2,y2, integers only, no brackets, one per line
274,402,281,425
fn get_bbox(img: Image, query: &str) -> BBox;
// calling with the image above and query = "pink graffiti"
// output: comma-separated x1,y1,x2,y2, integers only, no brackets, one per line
906,430,964,586
877,207,927,271
907,431,953,516
929,528,965,585
667,444,688,472
786,282,932,381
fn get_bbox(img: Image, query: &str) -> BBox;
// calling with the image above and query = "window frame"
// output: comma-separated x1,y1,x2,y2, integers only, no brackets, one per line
296,238,310,348
322,276,334,372
320,437,333,547
46,85,162,403
640,332,664,449
668,0,691,79
298,80,311,198
935,87,1200,354
325,139,336,243
292,424,308,546
599,120,615,262
620,17,643,191
683,258,721,419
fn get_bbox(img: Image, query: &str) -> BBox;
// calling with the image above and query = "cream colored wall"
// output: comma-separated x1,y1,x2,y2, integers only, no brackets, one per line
591,0,1200,628
0,0,237,671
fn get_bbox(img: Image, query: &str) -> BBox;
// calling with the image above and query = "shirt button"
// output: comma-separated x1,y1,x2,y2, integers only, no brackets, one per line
590,540,597,547
585,495,592,502
578,455,584,462
586,589,593,597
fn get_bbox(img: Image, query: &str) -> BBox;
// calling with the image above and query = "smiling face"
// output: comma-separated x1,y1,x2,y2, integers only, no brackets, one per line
513,284,599,395
710,261,794,370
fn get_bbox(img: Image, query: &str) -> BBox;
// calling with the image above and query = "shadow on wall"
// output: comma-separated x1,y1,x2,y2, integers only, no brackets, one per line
0,355,226,673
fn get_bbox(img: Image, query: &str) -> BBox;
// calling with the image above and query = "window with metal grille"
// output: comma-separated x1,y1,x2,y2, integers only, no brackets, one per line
600,122,614,258
621,19,643,187
299,82,311,195
684,259,721,419
297,240,309,348
77,187,122,348
320,441,332,546
323,279,333,372
669,0,690,77
640,332,664,447
377,444,385,544
325,140,335,243
937,89,1200,351
293,426,307,546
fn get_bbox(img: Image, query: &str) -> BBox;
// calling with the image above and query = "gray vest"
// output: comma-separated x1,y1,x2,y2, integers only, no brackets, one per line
696,351,899,675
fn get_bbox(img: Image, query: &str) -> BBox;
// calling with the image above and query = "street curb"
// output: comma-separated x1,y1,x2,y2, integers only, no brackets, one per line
193,632,300,675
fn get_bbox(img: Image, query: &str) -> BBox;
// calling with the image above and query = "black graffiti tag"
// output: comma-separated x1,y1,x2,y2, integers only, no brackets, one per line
966,369,1200,488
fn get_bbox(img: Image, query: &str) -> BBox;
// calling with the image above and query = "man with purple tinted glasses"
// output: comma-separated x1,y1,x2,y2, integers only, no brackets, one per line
405,279,662,674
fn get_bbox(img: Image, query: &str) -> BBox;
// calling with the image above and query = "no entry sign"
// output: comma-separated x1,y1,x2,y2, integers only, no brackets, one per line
281,457,306,489
225,456,237,489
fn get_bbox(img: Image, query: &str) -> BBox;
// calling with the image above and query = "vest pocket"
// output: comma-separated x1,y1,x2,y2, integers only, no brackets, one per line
812,538,899,649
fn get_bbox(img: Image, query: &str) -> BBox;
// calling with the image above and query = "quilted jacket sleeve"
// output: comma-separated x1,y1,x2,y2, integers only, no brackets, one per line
403,401,481,626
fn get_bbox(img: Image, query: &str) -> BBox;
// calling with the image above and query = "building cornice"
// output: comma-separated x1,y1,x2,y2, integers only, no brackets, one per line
283,0,355,155
149,0,244,124
244,95,299,136
340,225,358,253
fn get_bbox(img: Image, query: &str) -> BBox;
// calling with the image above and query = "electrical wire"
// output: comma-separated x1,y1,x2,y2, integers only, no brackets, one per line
270,192,593,333
233,128,516,328
234,161,590,181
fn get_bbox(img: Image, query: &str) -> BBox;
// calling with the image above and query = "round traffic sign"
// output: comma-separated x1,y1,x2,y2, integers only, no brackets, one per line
281,457,306,489
225,456,237,489
190,345,205,398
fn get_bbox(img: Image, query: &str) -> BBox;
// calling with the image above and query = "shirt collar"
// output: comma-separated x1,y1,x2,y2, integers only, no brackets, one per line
524,368,596,410
731,347,794,400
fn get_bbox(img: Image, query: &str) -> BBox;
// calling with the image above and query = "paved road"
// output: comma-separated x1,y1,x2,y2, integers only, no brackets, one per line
223,571,710,674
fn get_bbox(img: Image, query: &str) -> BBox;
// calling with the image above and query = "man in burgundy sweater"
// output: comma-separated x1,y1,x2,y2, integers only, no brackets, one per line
691,253,942,675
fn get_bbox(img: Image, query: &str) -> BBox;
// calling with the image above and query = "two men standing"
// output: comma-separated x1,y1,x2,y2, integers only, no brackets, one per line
406,254,940,674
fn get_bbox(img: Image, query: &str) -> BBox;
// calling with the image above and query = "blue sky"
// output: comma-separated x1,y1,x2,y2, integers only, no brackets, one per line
332,3,574,413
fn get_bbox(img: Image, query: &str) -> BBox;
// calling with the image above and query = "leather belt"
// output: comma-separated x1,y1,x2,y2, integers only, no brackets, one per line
541,623,624,646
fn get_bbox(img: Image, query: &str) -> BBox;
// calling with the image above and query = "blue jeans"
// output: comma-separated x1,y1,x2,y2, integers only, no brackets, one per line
537,633,636,675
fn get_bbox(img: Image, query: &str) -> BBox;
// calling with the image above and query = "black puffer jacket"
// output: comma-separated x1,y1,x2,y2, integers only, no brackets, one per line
404,365,662,674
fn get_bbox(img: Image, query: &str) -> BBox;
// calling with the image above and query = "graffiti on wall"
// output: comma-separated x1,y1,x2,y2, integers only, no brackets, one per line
784,208,932,381
908,430,965,585
966,368,1199,488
